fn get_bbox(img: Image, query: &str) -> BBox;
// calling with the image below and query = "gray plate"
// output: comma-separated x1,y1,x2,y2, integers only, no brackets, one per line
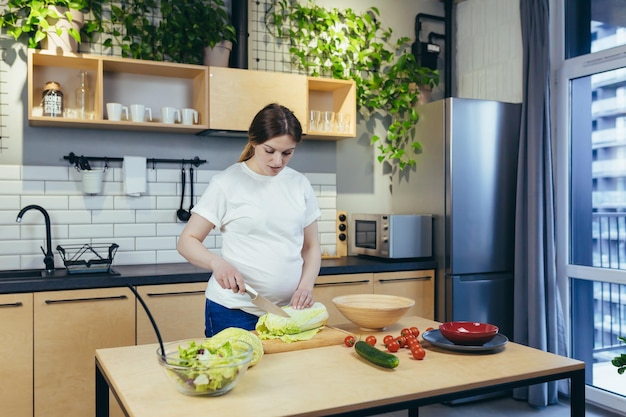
422,329,509,353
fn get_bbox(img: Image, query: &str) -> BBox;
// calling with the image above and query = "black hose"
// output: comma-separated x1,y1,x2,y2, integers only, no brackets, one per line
127,284,166,361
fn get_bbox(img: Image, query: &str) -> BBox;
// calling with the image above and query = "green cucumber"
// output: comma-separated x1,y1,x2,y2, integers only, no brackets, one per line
354,341,399,369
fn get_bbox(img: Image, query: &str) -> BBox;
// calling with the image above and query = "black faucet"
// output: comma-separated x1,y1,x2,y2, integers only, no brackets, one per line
16,205,55,274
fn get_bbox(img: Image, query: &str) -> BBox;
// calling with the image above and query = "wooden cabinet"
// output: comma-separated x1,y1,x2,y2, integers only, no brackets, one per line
207,66,307,133
314,273,373,325
27,50,356,139
28,50,209,133
314,269,435,325
373,270,435,320
136,282,207,344
0,293,33,417
33,288,135,417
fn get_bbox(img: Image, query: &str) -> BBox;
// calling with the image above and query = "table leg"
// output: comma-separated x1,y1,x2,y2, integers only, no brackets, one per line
570,368,586,417
408,405,419,417
96,362,110,417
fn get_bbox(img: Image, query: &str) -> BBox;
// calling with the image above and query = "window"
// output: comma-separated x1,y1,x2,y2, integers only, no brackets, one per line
558,0,626,412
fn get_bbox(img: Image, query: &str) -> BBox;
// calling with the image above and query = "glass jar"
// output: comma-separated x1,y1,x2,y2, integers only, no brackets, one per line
75,71,93,119
41,81,64,117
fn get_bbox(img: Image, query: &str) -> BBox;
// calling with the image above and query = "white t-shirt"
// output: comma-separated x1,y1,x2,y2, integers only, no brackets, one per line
191,162,321,315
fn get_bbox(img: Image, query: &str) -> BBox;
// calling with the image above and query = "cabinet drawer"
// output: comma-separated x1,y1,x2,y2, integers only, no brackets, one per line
136,282,207,344
374,270,435,319
314,273,373,325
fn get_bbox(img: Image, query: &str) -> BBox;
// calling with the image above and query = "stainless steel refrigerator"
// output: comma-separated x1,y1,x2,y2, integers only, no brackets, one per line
392,98,521,340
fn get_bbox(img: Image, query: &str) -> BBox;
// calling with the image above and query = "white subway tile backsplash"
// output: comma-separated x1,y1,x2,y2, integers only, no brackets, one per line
156,250,187,264
136,236,176,251
0,165,336,270
45,181,84,195
22,165,69,180
114,250,156,265
0,195,20,210
113,196,156,210
135,210,178,224
70,195,115,210
69,224,115,239
0,255,20,269
0,165,21,180
92,210,136,224
51,210,93,225
20,195,69,209
0,225,20,240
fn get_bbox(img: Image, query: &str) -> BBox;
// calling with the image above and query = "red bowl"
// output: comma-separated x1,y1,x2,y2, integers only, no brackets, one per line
439,321,499,346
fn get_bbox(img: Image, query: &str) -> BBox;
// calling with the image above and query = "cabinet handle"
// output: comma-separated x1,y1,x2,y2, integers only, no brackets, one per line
378,276,432,284
0,302,23,308
145,291,206,297
44,295,128,304
315,280,371,287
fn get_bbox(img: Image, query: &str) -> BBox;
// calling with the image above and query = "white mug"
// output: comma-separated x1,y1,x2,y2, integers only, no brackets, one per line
130,104,152,122
106,103,128,121
181,108,198,125
161,107,180,124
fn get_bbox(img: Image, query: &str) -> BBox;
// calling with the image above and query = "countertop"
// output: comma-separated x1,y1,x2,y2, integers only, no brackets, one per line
95,316,585,417
0,256,436,294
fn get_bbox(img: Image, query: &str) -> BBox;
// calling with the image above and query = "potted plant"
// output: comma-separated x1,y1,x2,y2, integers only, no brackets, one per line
159,0,236,65
265,1,439,171
0,0,92,52
612,336,626,375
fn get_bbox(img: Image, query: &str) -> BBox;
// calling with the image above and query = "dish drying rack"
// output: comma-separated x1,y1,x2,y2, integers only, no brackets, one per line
56,243,119,274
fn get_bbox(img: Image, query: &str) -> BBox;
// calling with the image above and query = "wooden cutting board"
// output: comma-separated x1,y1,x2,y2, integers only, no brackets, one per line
260,326,349,354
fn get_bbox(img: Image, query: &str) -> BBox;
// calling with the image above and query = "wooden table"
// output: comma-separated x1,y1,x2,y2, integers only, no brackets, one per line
95,317,585,417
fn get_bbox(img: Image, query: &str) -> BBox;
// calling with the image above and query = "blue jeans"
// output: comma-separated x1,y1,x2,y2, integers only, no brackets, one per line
204,298,259,336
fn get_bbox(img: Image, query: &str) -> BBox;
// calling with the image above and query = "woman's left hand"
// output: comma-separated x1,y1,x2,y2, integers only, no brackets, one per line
290,288,314,309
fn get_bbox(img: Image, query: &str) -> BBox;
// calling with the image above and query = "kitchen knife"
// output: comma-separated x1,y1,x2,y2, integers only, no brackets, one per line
245,285,290,317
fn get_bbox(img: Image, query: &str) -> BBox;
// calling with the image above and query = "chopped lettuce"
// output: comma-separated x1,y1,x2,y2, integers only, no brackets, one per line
255,302,329,342
165,339,248,394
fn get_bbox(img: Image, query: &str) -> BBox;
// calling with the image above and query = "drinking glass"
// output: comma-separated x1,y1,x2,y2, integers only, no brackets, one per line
309,110,321,131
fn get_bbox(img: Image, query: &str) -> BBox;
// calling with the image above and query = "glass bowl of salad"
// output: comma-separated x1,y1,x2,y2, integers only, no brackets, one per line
157,338,253,396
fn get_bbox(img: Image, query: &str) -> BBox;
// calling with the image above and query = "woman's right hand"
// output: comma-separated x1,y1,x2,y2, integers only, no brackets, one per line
210,257,245,294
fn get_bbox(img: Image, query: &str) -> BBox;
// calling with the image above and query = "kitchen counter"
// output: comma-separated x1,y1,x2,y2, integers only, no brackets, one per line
0,256,436,294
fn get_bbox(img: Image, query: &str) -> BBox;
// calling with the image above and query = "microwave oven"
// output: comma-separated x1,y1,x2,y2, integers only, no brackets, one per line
349,214,432,259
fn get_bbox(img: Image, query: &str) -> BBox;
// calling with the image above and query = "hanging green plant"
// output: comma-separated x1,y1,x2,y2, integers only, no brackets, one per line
265,0,439,170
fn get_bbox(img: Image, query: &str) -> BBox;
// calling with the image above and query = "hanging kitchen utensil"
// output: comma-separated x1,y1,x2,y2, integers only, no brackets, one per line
176,165,191,222
188,166,194,213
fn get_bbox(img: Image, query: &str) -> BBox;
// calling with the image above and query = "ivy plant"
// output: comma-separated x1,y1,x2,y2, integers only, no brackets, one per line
265,0,439,170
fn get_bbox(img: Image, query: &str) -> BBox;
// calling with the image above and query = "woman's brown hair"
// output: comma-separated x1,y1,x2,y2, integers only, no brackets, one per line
238,103,303,162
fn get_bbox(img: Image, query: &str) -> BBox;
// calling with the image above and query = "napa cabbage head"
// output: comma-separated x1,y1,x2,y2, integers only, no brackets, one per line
255,302,329,342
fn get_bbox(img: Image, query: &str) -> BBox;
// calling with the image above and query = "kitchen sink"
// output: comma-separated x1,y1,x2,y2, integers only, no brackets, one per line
0,269,48,280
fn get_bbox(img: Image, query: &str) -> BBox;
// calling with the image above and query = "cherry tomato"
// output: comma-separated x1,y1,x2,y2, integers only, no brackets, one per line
344,335,356,347
401,328,412,337
411,347,426,360
407,338,420,349
425,327,435,332
387,340,400,352
410,326,420,337
383,335,395,345
365,335,377,346
396,336,407,348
